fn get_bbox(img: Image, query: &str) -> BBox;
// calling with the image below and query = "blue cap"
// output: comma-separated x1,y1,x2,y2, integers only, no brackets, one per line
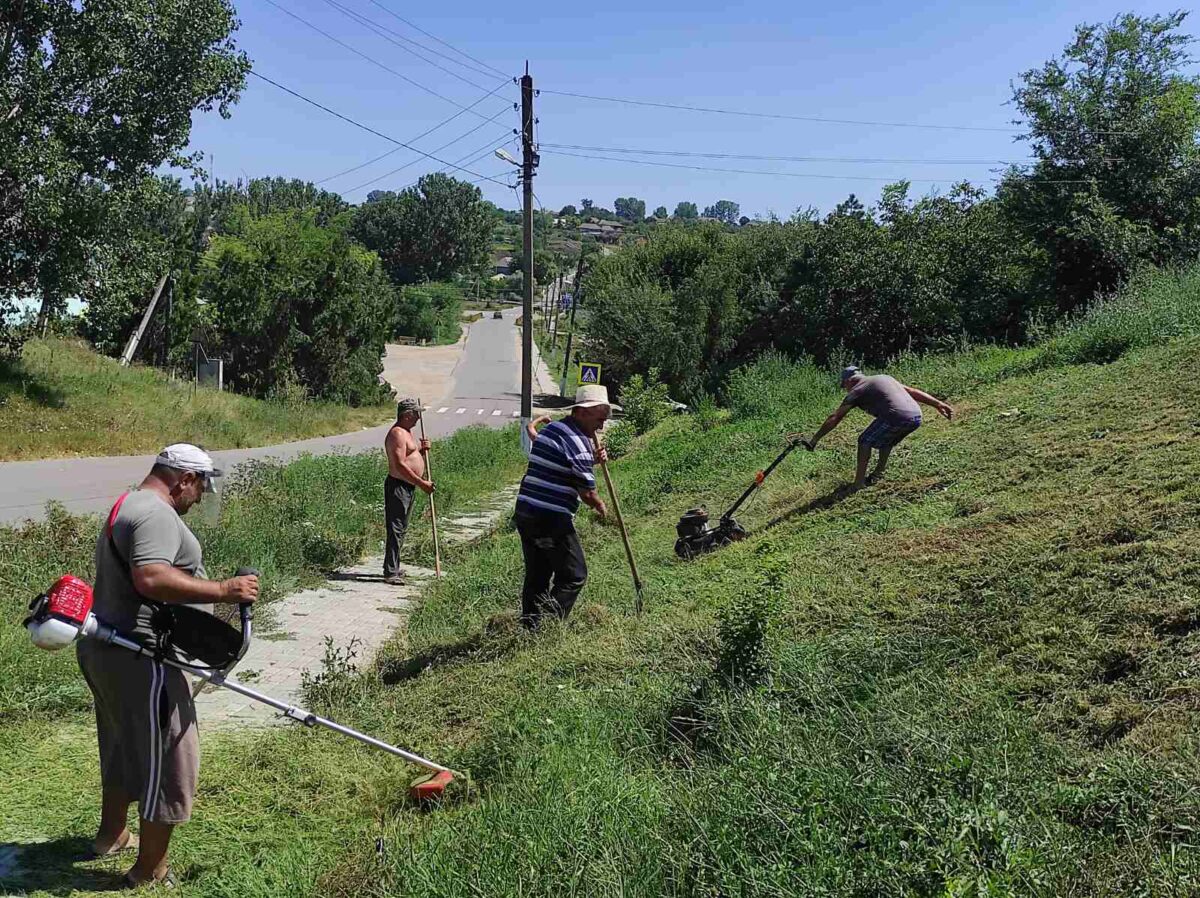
840,365,861,384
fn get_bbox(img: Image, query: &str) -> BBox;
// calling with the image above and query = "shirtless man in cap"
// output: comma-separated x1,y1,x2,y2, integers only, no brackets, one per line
383,398,435,585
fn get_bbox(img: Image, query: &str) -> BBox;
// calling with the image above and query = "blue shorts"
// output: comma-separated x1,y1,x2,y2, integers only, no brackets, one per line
859,416,921,450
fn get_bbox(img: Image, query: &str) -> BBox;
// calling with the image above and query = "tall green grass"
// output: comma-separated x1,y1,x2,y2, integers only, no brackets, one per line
0,338,394,461
6,264,1200,896
0,423,527,722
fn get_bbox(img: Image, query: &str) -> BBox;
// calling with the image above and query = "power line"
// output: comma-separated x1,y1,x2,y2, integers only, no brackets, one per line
318,80,512,184
316,0,504,89
407,134,521,191
538,88,1136,136
343,123,514,194
539,142,1032,166
260,0,502,120
363,0,509,79
541,148,1095,184
248,70,511,187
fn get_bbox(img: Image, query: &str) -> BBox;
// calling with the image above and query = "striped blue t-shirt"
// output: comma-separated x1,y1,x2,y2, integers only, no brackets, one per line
516,418,596,519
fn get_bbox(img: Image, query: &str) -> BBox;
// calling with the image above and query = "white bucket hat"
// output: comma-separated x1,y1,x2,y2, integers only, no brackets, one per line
572,384,621,411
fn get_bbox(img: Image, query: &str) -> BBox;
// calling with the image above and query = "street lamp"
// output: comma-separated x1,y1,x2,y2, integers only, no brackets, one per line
494,148,519,166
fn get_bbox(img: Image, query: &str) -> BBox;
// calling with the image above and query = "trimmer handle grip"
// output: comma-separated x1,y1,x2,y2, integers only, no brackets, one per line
233,567,260,657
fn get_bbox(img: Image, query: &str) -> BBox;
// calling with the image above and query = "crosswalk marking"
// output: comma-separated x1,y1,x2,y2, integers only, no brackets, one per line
476,409,484,415
491,409,502,416
436,407,448,413
455,408,466,414
512,410,520,417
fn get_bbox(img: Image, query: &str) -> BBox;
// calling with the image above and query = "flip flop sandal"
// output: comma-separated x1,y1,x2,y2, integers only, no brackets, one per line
122,868,177,890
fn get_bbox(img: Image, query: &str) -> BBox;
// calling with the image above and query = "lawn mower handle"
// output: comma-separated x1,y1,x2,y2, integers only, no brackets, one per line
720,439,808,523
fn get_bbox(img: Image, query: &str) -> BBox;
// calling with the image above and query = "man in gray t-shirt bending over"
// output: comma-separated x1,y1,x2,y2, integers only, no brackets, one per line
799,366,953,489
78,443,258,888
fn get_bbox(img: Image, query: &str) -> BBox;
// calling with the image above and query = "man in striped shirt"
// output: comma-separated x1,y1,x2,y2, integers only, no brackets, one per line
514,385,614,628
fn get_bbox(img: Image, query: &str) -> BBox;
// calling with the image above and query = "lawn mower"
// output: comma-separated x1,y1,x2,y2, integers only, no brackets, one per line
674,438,811,559
24,571,461,803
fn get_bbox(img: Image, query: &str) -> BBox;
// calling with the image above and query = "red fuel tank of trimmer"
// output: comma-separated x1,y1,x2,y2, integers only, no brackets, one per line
46,574,94,623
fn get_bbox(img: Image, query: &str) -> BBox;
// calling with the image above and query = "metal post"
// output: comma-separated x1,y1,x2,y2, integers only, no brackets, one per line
559,251,585,395
520,64,536,451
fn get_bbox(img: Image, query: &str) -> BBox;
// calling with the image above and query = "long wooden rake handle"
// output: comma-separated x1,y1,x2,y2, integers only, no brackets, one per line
593,434,644,614
418,399,442,578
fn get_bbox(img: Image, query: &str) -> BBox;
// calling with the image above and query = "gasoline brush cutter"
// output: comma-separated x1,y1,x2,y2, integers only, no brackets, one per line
23,571,462,803
674,438,811,559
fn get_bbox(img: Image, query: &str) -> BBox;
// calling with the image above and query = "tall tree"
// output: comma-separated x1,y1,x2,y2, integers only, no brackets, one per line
614,197,646,221
559,204,578,217
1002,11,1200,311
673,201,699,220
653,206,669,219
580,198,594,213
351,173,492,285
703,200,741,225
0,0,249,343
202,213,394,405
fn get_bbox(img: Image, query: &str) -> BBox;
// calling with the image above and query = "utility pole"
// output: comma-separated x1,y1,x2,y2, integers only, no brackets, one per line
559,250,585,396
520,64,537,450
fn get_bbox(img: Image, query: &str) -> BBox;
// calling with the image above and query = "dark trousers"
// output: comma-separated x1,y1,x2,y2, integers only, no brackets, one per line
515,512,587,627
384,476,416,577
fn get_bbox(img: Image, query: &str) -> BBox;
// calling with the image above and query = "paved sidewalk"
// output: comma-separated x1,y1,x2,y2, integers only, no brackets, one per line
194,559,434,727
196,484,520,729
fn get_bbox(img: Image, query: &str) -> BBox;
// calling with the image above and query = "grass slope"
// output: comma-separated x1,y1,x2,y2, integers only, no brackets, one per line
3,268,1200,896
0,338,393,460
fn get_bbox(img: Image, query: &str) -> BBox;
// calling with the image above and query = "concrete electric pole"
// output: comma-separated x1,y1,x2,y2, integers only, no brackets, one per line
520,64,537,450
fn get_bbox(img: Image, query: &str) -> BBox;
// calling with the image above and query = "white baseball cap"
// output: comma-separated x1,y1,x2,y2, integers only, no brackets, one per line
155,443,222,490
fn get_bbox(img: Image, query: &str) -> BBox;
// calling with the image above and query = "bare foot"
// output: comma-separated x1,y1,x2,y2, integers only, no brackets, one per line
122,866,175,889
91,829,138,858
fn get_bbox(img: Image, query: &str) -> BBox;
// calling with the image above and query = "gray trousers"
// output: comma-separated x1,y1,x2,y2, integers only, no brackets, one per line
384,476,416,577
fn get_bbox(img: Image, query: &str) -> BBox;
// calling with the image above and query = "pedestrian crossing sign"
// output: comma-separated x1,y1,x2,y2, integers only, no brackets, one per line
579,361,602,384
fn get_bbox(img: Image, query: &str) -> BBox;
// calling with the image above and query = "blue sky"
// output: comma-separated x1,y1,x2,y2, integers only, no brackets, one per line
183,0,1192,218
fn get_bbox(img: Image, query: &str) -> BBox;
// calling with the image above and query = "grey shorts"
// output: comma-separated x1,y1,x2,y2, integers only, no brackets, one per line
859,416,922,450
77,640,199,824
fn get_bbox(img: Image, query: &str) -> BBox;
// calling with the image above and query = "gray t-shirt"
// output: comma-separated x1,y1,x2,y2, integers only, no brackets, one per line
93,490,208,641
843,375,921,424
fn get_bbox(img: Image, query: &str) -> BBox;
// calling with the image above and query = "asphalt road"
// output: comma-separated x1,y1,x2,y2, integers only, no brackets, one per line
0,307,554,525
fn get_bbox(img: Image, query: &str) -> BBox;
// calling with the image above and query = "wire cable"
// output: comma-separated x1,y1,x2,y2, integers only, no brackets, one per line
538,142,1033,166
364,0,509,79
248,70,511,187
317,80,512,184
343,123,514,194
540,148,1095,185
316,0,505,89
260,0,502,120
400,134,520,192
538,88,1136,136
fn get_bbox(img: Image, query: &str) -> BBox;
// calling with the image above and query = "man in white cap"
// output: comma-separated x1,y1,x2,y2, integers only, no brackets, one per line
515,385,614,628
77,443,259,888
799,366,953,489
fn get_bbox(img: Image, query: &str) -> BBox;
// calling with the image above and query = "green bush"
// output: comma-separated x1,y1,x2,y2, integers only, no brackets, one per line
1044,265,1200,366
725,351,835,420
619,368,672,435
602,421,636,459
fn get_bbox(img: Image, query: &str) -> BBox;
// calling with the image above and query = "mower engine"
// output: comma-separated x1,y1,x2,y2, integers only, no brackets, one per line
24,575,101,651
673,506,747,559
